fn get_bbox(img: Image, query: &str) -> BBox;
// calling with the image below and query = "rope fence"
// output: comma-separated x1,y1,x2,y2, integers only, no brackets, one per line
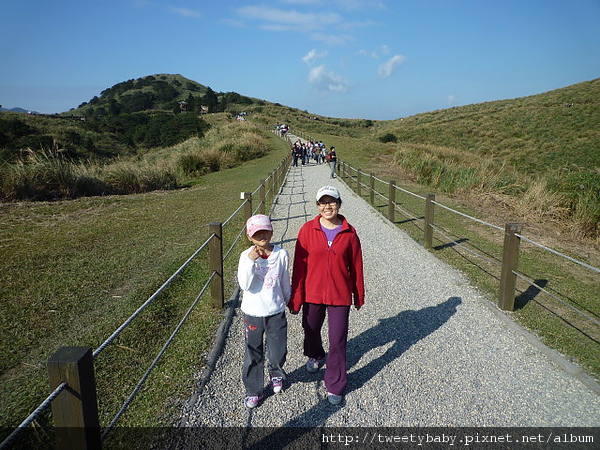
337,159,599,335
0,148,292,450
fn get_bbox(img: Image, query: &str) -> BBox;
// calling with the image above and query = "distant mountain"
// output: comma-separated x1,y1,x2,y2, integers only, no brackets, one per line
0,107,40,114
70,73,263,117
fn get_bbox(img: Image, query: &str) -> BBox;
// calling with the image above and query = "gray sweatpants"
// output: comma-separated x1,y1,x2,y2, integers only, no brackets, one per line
242,311,288,396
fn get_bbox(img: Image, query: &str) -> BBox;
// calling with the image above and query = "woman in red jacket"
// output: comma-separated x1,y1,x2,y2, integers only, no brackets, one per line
289,185,365,405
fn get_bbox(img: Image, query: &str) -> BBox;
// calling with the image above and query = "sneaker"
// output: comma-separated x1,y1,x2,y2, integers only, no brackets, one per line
245,394,263,409
327,392,343,405
306,358,322,373
271,377,283,394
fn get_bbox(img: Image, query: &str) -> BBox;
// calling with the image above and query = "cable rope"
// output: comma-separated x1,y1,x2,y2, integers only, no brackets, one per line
516,234,600,273
430,223,502,267
0,382,67,450
512,271,600,327
102,273,216,441
223,201,246,227
223,227,246,262
93,238,211,358
432,201,504,232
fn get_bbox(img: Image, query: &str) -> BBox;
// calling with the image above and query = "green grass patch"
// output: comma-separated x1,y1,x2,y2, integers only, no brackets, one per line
0,129,290,440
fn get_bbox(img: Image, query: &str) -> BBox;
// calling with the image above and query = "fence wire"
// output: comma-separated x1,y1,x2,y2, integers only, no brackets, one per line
93,238,212,358
512,271,600,328
516,233,600,274
339,159,600,334
102,273,216,441
0,382,67,450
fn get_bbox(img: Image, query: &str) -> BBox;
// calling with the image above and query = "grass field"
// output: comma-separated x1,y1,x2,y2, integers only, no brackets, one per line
0,127,290,443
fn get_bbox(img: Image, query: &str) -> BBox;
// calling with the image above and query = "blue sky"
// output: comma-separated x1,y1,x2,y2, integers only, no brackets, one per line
1,0,599,120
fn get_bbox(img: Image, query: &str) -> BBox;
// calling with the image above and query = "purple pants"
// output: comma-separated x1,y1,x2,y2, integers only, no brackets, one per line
302,303,350,396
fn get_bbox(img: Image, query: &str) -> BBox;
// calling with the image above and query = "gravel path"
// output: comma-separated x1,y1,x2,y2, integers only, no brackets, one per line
178,151,599,432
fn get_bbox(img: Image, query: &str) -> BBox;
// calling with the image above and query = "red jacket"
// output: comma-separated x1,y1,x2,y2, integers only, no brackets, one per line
289,214,365,312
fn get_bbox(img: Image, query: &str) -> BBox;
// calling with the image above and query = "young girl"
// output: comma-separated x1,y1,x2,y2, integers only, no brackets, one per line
237,214,291,408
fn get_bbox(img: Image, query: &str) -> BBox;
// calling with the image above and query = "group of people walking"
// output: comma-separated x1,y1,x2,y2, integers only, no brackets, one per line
291,139,338,178
237,185,364,408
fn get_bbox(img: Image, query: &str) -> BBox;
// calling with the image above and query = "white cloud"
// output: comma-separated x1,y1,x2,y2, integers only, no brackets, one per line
302,49,328,65
377,54,406,78
357,44,392,59
308,65,349,93
234,6,342,32
232,4,368,44
282,0,386,9
447,94,457,105
168,5,202,18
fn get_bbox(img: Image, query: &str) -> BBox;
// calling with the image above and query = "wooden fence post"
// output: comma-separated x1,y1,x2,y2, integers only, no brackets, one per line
424,194,435,249
259,180,266,215
48,347,101,450
369,173,375,205
208,222,224,308
388,180,396,223
357,169,362,197
276,163,283,192
243,192,252,221
498,222,522,311
270,171,276,204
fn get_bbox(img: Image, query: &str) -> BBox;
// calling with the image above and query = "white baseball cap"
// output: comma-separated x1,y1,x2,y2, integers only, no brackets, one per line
316,185,341,201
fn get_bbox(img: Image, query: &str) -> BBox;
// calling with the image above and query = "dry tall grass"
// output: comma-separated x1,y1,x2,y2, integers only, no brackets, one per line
0,120,269,201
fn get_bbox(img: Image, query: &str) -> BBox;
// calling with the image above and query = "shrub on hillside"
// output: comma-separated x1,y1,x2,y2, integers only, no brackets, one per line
178,150,223,175
102,163,178,194
561,170,600,238
0,150,82,201
378,132,398,143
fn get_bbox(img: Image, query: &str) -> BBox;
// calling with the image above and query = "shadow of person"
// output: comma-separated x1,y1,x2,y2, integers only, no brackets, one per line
241,297,462,448
346,296,462,394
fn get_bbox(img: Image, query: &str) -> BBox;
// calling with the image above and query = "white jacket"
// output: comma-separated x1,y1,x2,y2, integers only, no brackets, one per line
237,244,291,317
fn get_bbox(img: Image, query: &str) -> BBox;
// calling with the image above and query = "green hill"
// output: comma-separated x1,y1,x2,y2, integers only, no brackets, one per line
0,74,265,164
376,78,600,174
72,73,263,117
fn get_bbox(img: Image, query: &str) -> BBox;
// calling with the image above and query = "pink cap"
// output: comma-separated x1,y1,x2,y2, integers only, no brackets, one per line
246,214,273,237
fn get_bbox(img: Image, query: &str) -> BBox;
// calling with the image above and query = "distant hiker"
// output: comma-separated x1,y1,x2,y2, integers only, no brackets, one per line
327,146,338,178
237,215,291,409
292,142,301,167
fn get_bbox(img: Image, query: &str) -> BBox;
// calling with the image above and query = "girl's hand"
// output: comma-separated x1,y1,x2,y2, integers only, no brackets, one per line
248,246,260,260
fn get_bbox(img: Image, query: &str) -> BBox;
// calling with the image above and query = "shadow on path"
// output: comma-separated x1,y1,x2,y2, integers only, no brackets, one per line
243,297,462,448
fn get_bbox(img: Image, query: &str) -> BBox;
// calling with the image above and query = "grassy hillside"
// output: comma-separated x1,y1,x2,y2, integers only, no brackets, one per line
247,78,600,240
378,78,600,173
